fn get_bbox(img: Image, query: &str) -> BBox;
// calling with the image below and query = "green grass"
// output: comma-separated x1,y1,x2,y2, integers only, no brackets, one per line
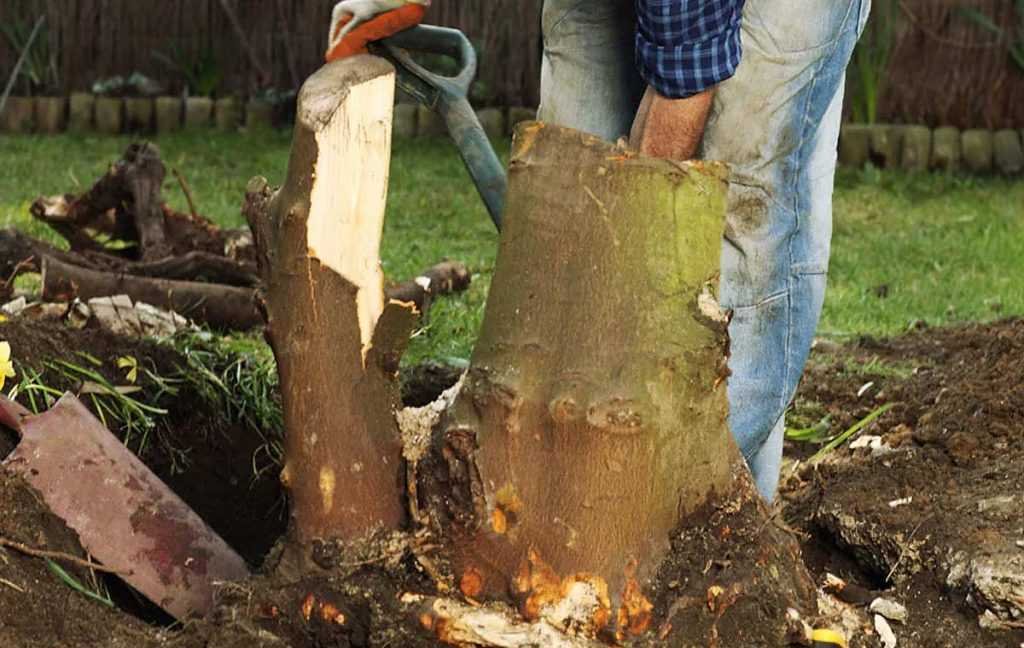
0,131,1021,363
0,131,501,364
826,165,1024,337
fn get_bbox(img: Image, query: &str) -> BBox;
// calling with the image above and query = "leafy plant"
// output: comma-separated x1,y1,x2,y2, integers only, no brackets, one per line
956,1,1024,72
786,415,833,443
91,72,164,98
153,44,223,97
847,1,898,124
7,355,175,455
1,18,60,96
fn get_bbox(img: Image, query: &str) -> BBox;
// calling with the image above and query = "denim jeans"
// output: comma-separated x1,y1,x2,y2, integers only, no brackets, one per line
539,0,871,501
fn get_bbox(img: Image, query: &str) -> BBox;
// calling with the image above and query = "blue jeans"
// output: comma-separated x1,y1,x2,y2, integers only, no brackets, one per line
539,0,871,501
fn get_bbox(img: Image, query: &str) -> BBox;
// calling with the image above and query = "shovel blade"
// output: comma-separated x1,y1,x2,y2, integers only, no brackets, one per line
2,393,249,620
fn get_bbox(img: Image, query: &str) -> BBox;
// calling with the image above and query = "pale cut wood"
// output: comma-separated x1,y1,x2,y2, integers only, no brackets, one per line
302,69,394,362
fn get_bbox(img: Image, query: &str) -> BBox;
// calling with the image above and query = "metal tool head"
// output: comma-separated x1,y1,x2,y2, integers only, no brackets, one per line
1,393,249,620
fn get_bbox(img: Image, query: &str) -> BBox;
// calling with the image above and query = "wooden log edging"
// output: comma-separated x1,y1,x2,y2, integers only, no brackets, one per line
1,95,1022,175
838,123,1024,176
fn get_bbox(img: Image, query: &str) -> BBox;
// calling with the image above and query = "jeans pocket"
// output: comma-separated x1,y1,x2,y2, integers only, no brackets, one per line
745,0,859,54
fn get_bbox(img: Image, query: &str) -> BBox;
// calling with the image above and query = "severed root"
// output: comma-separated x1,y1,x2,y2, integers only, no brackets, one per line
387,261,471,313
404,594,604,648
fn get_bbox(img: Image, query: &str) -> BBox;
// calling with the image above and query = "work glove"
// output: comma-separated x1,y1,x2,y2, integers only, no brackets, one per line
326,0,430,62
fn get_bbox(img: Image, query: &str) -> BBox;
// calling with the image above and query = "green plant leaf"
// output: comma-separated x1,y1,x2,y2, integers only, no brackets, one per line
810,403,894,464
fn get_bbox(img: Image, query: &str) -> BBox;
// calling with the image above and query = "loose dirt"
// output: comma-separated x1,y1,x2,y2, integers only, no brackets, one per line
783,319,1024,647
0,318,1021,647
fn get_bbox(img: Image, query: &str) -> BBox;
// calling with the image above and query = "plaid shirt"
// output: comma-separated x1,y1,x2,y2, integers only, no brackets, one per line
635,0,745,99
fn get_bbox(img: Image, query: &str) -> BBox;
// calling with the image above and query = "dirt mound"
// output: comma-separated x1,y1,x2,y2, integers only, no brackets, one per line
784,319,1024,647
1,318,1022,647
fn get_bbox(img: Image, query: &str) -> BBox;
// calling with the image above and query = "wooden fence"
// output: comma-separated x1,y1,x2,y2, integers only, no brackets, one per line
0,0,543,106
2,0,1022,128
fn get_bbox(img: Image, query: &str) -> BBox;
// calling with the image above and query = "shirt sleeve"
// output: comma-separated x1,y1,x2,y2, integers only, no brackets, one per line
635,0,745,99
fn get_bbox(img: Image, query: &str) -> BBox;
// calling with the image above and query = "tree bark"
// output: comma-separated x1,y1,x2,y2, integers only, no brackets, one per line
244,57,416,555
421,123,743,638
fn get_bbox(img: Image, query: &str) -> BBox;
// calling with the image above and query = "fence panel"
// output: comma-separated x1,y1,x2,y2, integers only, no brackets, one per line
1,0,1021,127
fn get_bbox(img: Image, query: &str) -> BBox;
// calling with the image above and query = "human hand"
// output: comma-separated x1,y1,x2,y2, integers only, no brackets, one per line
630,85,715,161
326,0,428,62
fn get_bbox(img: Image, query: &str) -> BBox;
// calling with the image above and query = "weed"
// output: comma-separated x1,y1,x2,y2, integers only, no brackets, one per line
839,355,916,380
153,44,223,97
810,403,894,463
45,358,168,454
45,560,113,608
956,1,1024,73
1,17,60,96
847,1,897,123
786,415,833,444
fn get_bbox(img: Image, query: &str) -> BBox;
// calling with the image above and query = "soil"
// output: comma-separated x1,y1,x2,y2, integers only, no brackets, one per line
783,318,1024,648
0,317,1021,647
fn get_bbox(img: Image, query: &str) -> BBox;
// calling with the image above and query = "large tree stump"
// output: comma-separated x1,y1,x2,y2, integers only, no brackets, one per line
244,57,416,557
417,124,812,642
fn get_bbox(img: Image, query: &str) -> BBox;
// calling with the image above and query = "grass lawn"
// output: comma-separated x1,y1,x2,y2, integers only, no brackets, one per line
1,131,1021,363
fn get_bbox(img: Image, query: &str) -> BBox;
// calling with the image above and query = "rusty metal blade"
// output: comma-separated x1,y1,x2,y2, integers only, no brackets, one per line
1,393,250,620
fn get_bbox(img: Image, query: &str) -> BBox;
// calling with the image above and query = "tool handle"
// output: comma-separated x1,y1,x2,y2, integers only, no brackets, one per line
376,25,506,230
439,99,506,230
380,25,477,95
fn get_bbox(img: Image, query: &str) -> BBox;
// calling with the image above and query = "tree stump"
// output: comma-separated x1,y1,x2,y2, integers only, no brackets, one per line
155,97,182,134
0,97,34,133
68,92,94,132
95,97,124,135
125,98,155,133
34,97,67,134
234,61,816,647
244,57,416,559
416,123,753,636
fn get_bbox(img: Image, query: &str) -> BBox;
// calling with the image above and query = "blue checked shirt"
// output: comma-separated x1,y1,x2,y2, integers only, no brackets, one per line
635,0,745,99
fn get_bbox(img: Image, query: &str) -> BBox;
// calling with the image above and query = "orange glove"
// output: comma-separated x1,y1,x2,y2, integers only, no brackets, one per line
326,1,428,62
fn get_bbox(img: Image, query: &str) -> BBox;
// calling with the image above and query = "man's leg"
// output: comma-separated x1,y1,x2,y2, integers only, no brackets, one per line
703,0,871,500
537,0,644,141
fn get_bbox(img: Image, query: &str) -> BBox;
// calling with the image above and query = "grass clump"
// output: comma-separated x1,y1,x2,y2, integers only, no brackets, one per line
167,330,283,475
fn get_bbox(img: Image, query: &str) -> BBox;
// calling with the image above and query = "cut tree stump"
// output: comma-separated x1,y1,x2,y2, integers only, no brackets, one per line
426,122,736,623
414,123,816,644
215,115,815,645
244,56,415,556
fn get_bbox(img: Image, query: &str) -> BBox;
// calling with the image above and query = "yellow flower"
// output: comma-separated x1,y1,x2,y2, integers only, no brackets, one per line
0,341,15,391
117,355,139,384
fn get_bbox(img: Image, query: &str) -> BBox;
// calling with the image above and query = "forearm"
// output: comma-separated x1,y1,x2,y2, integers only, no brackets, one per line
631,0,743,160
630,85,715,161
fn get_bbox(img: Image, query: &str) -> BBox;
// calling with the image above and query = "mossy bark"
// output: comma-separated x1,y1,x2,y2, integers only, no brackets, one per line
421,123,743,637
